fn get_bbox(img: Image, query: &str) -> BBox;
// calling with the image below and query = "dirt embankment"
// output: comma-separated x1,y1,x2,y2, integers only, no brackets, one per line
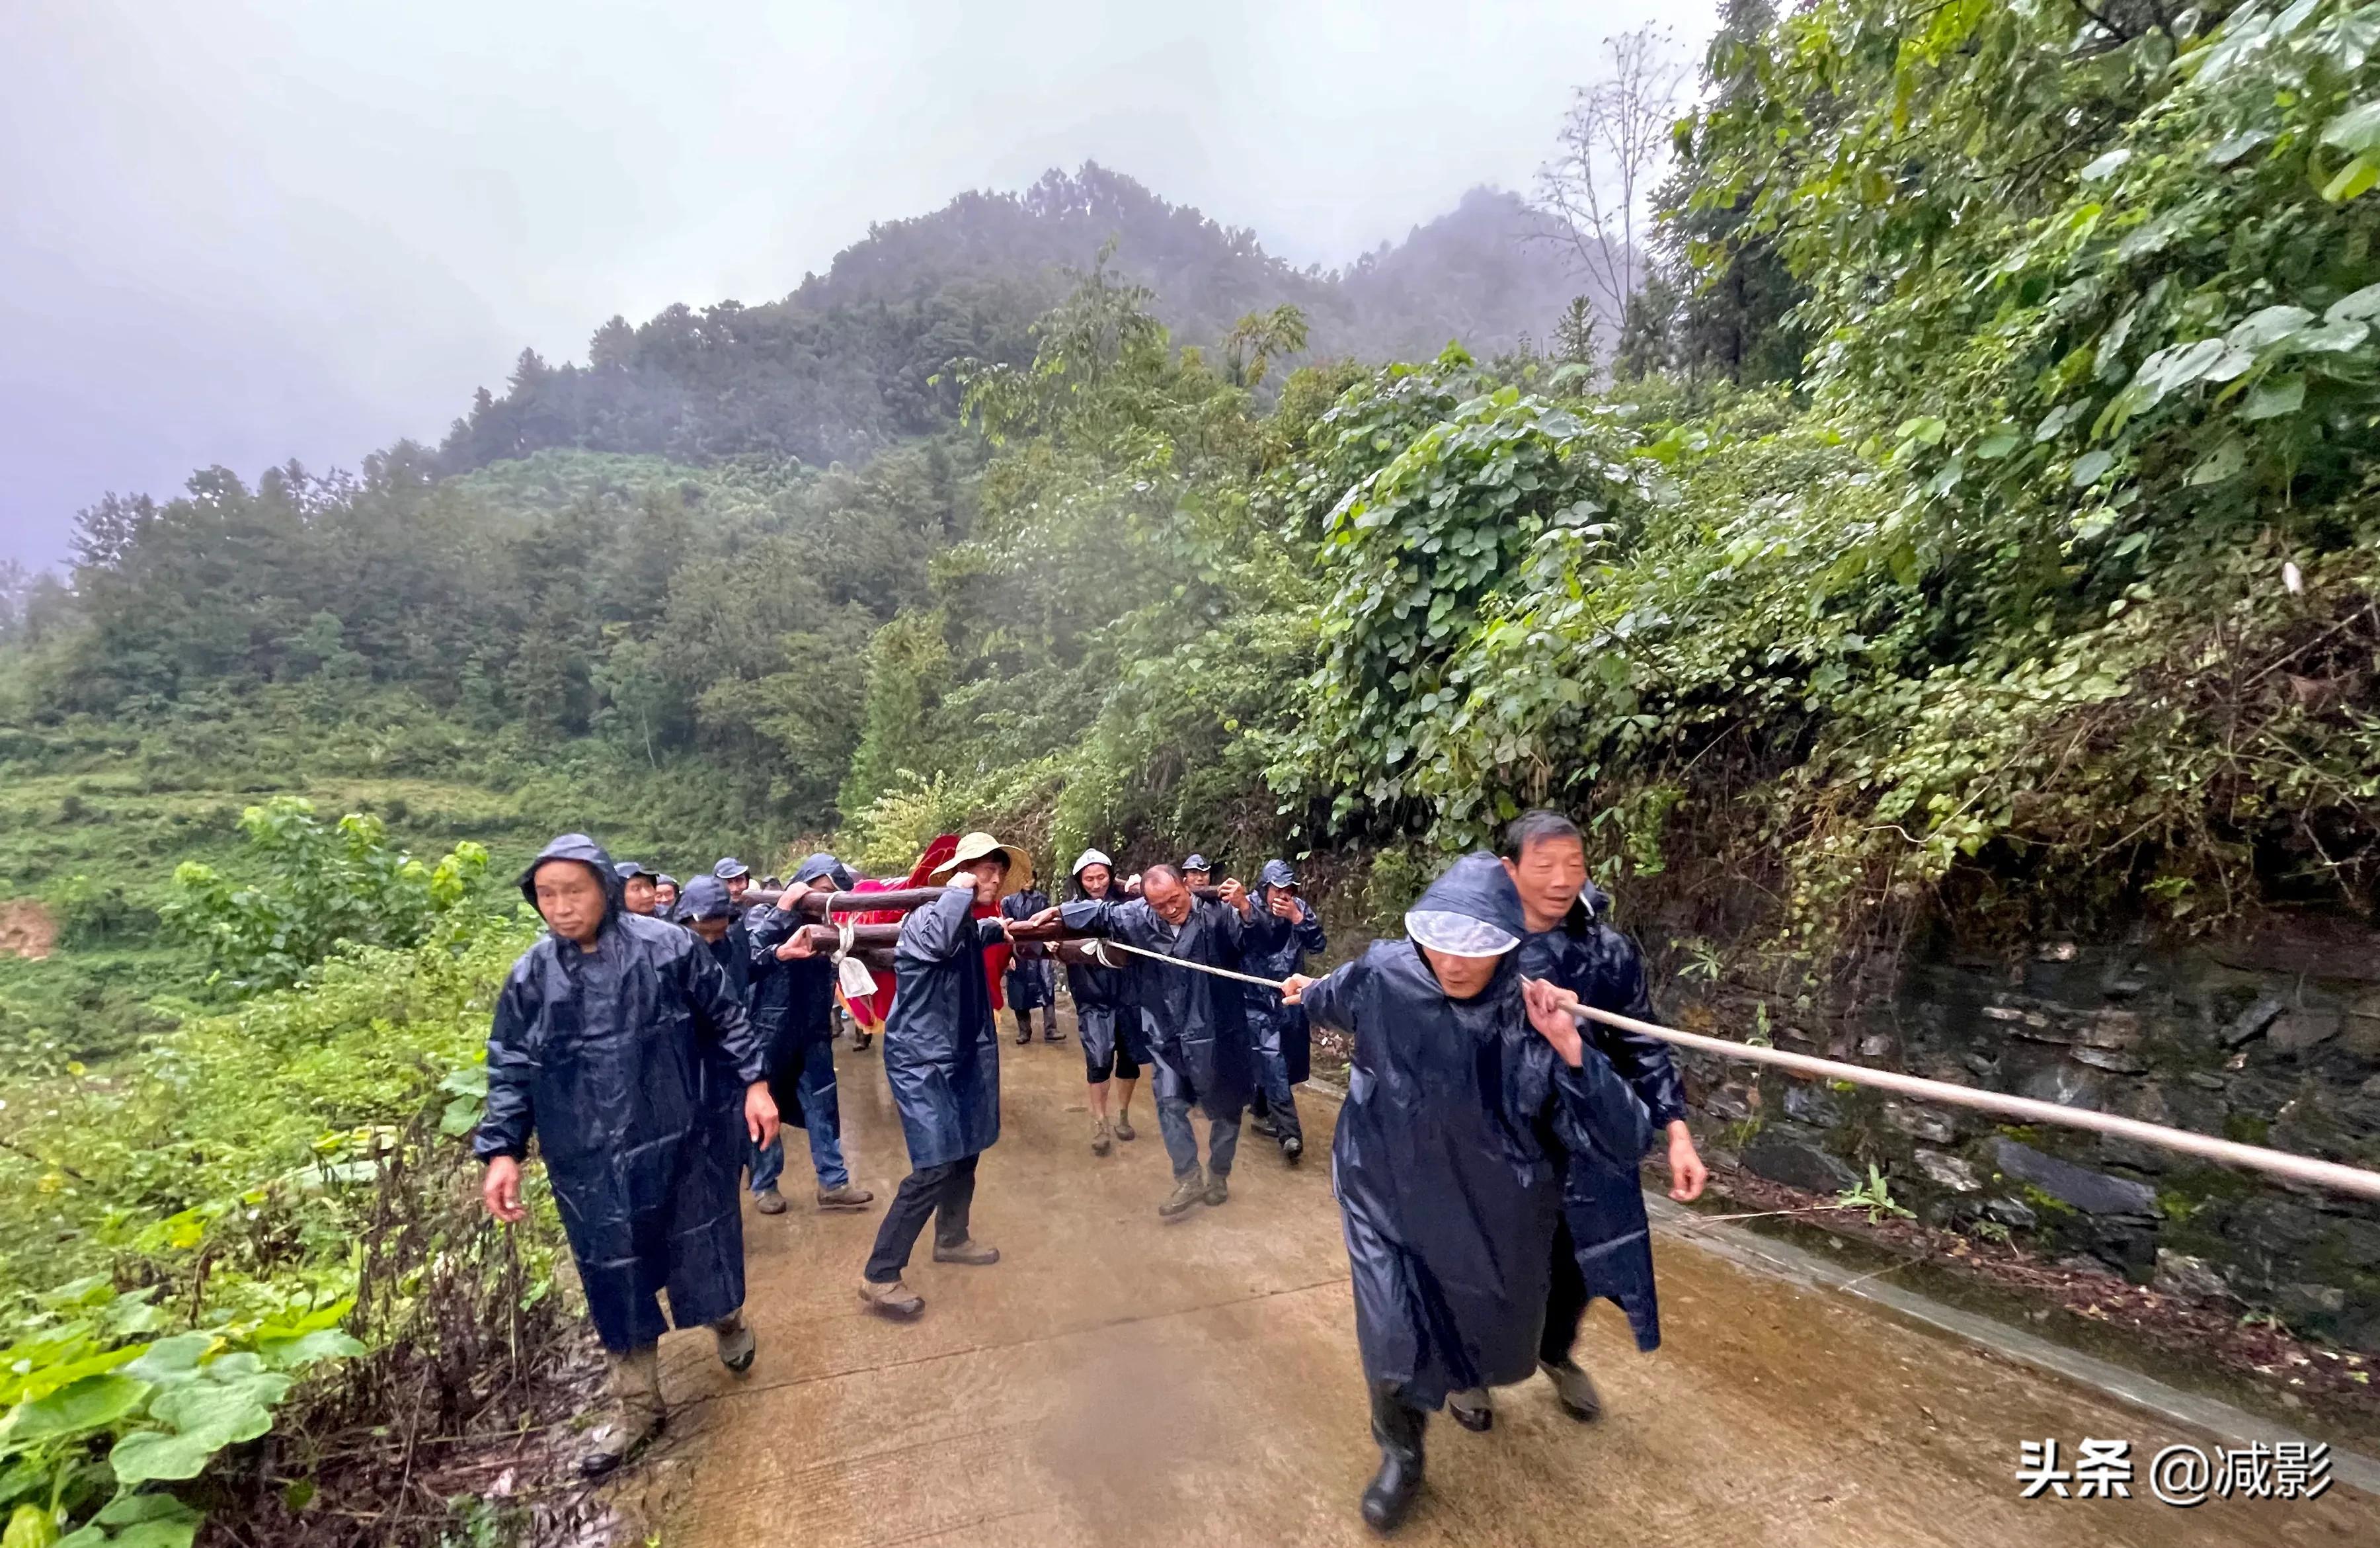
0,899,56,961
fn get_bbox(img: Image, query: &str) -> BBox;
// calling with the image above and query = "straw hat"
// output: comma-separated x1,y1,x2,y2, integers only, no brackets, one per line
930,831,1033,891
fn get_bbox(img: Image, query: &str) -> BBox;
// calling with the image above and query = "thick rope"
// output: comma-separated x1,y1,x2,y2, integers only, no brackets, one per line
1078,940,2380,1201
1084,937,1292,990
1570,1003,2380,1203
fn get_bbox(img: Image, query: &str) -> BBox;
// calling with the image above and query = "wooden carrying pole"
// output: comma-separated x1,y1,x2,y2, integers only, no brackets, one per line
1574,1004,2380,1203
744,883,1229,917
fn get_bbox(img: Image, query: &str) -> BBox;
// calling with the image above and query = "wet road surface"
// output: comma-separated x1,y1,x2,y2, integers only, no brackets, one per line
631,1016,2379,1547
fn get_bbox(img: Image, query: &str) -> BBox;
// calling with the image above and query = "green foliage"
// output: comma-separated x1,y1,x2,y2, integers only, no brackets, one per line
1837,1164,1915,1223
0,891,553,1543
163,798,494,991
1275,354,1650,836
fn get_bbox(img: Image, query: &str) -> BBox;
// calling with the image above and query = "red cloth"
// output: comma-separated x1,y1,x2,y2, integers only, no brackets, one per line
850,834,1010,1026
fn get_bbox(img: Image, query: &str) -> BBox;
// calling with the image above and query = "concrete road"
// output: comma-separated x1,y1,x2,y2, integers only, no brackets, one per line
630,1020,2379,1547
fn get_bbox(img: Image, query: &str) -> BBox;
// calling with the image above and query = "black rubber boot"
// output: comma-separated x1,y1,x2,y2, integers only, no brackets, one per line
1361,1382,1426,1534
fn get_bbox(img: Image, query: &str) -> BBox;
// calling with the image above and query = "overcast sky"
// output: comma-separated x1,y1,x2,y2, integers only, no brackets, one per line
1,0,1703,570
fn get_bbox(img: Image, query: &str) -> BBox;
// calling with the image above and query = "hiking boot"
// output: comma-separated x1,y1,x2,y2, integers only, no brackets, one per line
1158,1172,1206,1220
1281,1134,1304,1164
1091,1118,1113,1157
712,1313,756,1373
1538,1358,1603,1422
1361,1383,1426,1533
580,1344,664,1478
816,1182,875,1211
752,1186,787,1215
1250,1111,1280,1139
1447,1387,1492,1432
1203,1172,1230,1207
933,1237,1000,1266
858,1277,924,1319
1015,1022,1033,1045
1113,1112,1136,1141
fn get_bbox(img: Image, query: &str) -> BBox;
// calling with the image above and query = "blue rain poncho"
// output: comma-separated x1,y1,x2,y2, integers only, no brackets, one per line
1520,882,1679,1352
475,835,765,1352
1300,853,1650,1408
1058,890,1251,1112
1238,858,1327,1085
745,853,852,1130
883,884,1009,1168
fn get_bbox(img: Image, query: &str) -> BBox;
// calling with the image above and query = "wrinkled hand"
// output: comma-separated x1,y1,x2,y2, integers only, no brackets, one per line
1522,977,1585,1067
1219,877,1251,914
1280,973,1316,1006
481,1156,527,1223
1028,906,1063,930
775,879,814,913
745,1080,780,1147
1666,1121,1709,1202
777,926,819,960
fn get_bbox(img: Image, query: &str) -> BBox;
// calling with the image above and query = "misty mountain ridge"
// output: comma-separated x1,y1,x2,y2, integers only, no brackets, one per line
435,163,1601,477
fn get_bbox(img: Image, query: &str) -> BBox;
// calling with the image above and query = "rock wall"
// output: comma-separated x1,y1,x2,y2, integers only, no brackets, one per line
1687,922,2380,1352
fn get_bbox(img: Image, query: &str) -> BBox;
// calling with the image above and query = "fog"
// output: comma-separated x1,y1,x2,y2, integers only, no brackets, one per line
0,0,1696,569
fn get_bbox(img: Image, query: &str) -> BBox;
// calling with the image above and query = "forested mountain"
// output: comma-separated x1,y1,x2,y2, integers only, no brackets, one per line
434,164,1592,476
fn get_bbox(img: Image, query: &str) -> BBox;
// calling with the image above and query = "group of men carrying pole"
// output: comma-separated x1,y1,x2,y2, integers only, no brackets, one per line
474,811,1706,1532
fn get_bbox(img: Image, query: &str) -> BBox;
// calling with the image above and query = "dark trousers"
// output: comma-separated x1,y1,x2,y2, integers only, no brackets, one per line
864,1153,980,1282
1541,1215,1588,1365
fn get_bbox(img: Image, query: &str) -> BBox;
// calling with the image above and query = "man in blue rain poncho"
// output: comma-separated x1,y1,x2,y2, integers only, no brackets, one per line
1239,857,1327,1165
856,832,1033,1320
1062,863,1257,1220
1282,852,1651,1533
678,875,752,1005
1000,872,1060,1044
475,835,779,1478
745,853,877,1215
615,859,660,917
1501,808,1707,1428
1064,849,1143,1155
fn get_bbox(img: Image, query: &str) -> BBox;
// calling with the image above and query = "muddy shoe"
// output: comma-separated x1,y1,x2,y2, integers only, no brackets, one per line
1538,1359,1602,1422
1250,1112,1280,1139
580,1346,664,1478
752,1186,787,1215
1447,1388,1492,1432
1281,1135,1304,1164
858,1277,924,1319
1158,1172,1206,1220
853,1030,873,1051
815,1182,875,1211
1091,1118,1113,1157
1113,1113,1136,1141
1203,1172,1230,1207
712,1314,756,1373
933,1237,1000,1266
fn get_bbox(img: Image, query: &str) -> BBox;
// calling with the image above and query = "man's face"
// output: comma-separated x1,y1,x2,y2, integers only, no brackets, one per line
654,883,678,911
1144,871,1193,926
532,860,608,946
1264,883,1300,918
1078,863,1112,897
961,857,1008,907
1503,835,1587,934
690,915,730,943
1182,868,1210,890
1421,946,1499,1000
725,874,749,904
623,876,657,916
